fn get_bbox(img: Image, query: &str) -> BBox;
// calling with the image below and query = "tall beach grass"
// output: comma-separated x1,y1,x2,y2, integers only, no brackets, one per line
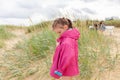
0,19,118,80
0,26,15,48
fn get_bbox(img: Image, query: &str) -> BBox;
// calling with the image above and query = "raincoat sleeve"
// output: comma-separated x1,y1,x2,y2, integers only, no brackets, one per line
55,43,74,78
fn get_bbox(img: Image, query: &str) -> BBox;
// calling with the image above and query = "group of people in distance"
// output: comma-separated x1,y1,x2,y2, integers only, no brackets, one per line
93,21,106,32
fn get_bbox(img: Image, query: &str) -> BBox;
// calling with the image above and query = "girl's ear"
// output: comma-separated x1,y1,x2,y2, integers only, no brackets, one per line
63,25,68,30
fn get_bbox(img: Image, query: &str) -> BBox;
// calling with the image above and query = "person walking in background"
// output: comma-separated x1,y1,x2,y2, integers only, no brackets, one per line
93,22,99,31
99,21,106,32
50,17,80,80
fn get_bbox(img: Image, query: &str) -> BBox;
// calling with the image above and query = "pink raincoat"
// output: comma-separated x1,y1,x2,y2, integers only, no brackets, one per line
50,28,80,79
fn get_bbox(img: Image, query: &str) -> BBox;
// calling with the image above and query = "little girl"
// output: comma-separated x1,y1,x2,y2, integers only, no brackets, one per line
50,17,80,80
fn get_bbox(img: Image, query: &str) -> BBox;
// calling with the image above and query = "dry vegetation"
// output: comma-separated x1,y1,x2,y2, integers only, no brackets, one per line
0,20,120,80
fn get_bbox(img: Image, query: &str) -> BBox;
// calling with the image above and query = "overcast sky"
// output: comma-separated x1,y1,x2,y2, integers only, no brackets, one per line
0,0,120,26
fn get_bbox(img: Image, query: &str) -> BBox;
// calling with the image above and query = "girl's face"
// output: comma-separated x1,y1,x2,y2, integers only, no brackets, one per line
53,24,69,36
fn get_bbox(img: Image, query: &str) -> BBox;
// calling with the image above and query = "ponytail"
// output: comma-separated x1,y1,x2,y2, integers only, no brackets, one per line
66,18,73,28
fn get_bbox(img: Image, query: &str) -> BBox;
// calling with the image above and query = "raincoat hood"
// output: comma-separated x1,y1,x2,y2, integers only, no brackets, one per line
57,28,80,42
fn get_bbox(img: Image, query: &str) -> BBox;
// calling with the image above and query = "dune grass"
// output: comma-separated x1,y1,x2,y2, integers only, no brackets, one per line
77,27,114,80
0,20,118,80
26,21,52,33
16,28,56,59
105,20,120,27
0,26,14,39
0,40,4,48
0,26,15,48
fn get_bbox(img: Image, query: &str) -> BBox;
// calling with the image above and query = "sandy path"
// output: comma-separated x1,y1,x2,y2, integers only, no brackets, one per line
110,28,120,80
103,28,120,80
